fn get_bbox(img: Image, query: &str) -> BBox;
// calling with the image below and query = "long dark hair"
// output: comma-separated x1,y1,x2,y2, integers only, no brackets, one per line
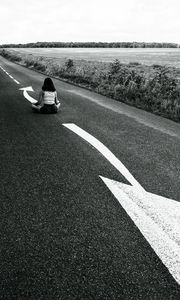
42,77,56,92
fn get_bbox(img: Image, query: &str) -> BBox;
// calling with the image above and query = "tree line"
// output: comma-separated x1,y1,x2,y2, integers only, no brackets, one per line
0,41,179,48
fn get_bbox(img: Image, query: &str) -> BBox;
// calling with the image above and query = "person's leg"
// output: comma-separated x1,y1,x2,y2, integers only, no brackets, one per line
48,104,60,114
40,105,50,114
32,104,60,114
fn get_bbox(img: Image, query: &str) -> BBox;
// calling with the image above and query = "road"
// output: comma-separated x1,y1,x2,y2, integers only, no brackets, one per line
0,56,180,299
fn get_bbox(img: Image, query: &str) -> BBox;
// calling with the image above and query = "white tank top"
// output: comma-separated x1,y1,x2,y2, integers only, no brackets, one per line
43,91,56,105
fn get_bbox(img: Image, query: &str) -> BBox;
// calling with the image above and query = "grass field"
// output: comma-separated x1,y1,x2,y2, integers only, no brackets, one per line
10,47,180,67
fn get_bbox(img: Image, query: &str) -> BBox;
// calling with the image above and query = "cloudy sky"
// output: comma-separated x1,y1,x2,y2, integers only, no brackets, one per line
1,0,180,44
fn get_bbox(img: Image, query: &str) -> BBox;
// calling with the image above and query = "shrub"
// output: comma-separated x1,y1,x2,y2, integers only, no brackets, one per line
129,61,141,66
47,64,61,76
152,64,163,69
65,59,74,70
109,59,122,74
24,58,35,67
33,61,47,72
0,49,22,62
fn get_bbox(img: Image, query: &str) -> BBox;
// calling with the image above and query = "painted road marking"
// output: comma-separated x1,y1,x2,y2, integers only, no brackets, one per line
0,65,21,84
100,176,180,285
63,123,144,191
63,122,180,285
19,86,37,104
13,79,20,85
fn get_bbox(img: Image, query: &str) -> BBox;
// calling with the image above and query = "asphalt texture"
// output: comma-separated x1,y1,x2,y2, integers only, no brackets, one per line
0,56,180,299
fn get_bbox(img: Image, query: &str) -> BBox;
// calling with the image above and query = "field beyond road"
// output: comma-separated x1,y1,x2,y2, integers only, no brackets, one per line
10,47,180,67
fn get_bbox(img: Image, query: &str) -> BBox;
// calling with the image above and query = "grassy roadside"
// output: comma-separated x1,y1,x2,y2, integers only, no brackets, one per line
1,48,180,122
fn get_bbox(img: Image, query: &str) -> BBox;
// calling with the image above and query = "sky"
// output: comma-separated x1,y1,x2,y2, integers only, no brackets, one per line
0,0,180,44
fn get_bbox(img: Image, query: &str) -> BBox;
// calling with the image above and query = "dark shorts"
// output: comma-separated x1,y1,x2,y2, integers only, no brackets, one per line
40,104,58,114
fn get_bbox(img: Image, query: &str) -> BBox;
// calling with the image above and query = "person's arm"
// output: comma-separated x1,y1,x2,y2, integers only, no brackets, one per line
55,91,60,104
36,90,43,105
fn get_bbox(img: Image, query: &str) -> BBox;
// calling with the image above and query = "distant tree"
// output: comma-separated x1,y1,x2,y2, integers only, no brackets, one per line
0,41,179,48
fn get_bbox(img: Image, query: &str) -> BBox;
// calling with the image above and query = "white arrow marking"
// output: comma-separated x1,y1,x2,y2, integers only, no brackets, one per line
100,176,180,285
19,86,37,104
63,123,180,284
63,123,144,191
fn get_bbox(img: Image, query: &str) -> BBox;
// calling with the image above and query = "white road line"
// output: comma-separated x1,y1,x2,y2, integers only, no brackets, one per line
63,123,144,191
13,79,20,85
0,66,21,84
100,177,180,285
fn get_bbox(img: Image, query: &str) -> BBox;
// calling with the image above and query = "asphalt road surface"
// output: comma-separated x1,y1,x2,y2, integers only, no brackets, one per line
0,56,180,299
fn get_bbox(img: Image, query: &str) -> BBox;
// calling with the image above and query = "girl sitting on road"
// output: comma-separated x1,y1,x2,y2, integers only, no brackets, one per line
32,77,60,113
